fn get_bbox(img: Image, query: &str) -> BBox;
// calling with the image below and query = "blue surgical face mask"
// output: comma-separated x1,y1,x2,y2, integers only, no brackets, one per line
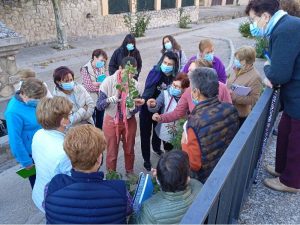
61,81,75,91
233,58,242,69
204,53,214,62
126,43,134,51
250,22,264,37
191,92,200,105
26,99,39,107
169,86,182,97
164,42,172,50
97,74,106,82
160,63,173,74
95,60,105,69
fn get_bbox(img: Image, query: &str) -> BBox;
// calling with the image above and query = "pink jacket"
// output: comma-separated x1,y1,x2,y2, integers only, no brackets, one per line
160,82,232,123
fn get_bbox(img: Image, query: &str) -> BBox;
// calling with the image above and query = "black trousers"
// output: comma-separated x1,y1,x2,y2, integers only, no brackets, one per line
93,107,104,129
139,105,161,163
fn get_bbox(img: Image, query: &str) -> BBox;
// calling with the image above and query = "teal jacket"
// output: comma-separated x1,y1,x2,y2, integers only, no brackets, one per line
131,179,202,224
5,93,41,167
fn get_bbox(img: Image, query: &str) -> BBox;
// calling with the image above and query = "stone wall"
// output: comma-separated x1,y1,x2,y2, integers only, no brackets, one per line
0,0,199,46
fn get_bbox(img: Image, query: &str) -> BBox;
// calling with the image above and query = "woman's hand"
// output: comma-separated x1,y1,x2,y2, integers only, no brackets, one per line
134,98,145,106
263,77,273,88
147,98,156,108
152,113,161,122
181,131,188,145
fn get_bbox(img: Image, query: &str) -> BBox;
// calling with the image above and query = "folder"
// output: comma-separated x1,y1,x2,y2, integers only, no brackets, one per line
132,172,154,212
16,165,36,179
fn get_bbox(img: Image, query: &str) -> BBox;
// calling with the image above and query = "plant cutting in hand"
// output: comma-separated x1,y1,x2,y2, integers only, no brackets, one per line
115,62,139,109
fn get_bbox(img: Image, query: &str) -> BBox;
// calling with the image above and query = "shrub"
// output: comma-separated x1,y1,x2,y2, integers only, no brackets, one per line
124,13,151,37
239,21,252,38
255,37,269,59
178,8,192,29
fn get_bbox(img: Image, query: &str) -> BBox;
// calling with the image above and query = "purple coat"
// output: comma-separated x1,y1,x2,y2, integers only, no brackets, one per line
182,55,227,84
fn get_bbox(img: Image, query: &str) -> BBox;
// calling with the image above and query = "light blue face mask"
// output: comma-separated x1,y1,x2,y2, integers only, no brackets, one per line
97,74,106,82
169,86,182,97
204,53,214,62
95,61,105,69
160,63,173,74
164,42,173,50
250,22,265,37
126,43,134,51
233,58,242,69
61,81,75,91
26,99,39,107
191,91,200,105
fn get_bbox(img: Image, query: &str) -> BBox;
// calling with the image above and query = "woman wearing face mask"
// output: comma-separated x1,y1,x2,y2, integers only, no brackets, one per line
246,0,300,193
182,39,227,84
227,46,263,127
147,73,190,151
140,51,179,171
109,34,142,80
152,59,232,124
5,78,47,188
81,49,108,129
161,35,187,71
32,96,72,213
53,66,95,126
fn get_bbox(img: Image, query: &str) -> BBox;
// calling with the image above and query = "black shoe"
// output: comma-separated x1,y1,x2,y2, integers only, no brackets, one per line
152,149,164,157
143,161,152,171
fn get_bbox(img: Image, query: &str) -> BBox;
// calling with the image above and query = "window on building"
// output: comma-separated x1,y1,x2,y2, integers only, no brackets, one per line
109,0,130,14
161,0,176,9
182,0,195,7
137,0,154,11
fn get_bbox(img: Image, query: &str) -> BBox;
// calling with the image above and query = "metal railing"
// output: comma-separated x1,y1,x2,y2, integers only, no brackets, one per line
180,88,280,224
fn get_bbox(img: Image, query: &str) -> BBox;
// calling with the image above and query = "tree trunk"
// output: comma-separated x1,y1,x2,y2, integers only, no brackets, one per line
51,0,68,49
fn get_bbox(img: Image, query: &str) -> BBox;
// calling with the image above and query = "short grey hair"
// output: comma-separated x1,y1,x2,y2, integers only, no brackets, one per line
190,67,219,98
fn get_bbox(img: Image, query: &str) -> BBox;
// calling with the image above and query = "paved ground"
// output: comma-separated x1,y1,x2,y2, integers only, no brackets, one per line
1,5,298,224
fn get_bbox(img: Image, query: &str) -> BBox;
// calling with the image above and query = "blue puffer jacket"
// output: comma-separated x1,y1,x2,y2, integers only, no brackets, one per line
45,170,127,224
4,92,41,167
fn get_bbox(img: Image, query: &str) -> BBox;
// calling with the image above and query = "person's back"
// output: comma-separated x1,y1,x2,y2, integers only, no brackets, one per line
32,129,70,212
45,171,127,224
134,179,201,224
45,124,129,224
132,150,202,224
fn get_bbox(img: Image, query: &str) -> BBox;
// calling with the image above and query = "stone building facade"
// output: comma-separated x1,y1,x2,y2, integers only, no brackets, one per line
0,0,249,46
0,0,203,45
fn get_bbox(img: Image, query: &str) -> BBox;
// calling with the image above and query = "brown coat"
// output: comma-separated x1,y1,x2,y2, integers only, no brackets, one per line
227,67,263,118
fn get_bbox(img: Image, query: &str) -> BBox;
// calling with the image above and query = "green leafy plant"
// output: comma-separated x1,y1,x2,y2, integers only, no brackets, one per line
105,170,138,197
255,37,269,58
115,62,140,108
238,21,252,38
123,13,151,37
105,170,123,180
169,118,186,150
178,8,192,29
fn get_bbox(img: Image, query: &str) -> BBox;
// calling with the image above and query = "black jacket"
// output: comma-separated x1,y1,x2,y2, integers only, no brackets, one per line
109,46,142,80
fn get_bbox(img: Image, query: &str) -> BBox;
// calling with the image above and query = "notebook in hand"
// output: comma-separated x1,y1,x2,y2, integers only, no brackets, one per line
133,172,154,212
231,84,252,96
16,165,36,179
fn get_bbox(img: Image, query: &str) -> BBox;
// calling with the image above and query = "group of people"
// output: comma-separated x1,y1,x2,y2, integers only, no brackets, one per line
4,0,300,223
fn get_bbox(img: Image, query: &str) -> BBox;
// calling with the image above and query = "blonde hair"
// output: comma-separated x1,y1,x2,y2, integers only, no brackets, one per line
20,78,47,99
37,96,73,130
64,125,106,170
194,58,213,68
199,39,214,52
18,69,36,80
235,46,256,65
